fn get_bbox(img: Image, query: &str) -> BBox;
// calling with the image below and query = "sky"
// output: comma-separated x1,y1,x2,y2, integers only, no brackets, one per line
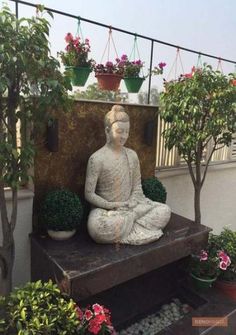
5,0,236,96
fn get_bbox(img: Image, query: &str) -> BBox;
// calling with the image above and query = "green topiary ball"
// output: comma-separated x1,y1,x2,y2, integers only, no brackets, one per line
41,189,83,231
142,177,167,203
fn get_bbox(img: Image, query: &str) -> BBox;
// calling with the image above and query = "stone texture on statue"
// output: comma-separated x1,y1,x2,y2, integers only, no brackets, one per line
85,105,171,245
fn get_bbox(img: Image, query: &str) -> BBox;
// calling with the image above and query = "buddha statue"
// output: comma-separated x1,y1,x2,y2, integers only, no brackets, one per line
85,105,171,245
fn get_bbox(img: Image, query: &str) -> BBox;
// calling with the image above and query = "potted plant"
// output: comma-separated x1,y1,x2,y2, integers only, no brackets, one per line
142,177,167,203
40,189,83,240
0,280,116,335
0,280,80,334
59,33,95,86
160,64,236,224
95,59,124,91
120,54,145,93
210,228,236,300
189,241,231,289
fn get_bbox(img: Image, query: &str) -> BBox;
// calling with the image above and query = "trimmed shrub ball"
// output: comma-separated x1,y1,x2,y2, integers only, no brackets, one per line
142,177,167,204
41,189,83,231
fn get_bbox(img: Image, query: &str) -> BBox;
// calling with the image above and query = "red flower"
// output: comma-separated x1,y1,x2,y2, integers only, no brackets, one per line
92,303,104,315
85,309,93,320
76,306,83,320
88,318,102,334
231,79,236,86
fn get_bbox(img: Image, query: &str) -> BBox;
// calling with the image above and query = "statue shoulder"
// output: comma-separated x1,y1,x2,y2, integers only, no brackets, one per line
125,147,139,161
87,148,105,168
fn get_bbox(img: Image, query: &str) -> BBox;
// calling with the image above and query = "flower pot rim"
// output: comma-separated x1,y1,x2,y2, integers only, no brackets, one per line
65,65,92,71
124,76,145,80
95,72,123,78
190,272,217,282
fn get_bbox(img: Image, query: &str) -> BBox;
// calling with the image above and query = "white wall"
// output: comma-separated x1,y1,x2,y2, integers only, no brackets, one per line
0,189,34,288
157,163,236,234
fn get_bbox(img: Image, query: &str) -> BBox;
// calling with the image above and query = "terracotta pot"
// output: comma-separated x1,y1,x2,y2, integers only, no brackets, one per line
47,229,76,241
95,73,123,91
215,279,236,301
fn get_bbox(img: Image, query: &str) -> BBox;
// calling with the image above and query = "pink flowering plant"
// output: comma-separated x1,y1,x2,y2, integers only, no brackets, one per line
152,62,167,75
95,58,124,76
59,33,95,69
76,303,116,335
190,238,231,280
118,54,144,78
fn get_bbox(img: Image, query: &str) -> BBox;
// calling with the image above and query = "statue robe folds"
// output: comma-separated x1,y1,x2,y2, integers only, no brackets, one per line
85,147,171,245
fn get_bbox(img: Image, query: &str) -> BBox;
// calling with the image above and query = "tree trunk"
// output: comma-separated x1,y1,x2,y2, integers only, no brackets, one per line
0,242,14,296
194,185,201,225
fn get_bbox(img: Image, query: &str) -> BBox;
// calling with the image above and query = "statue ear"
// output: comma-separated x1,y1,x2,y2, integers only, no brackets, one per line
105,126,110,134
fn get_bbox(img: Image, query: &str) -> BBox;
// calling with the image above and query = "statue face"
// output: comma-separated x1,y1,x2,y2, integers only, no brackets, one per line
107,121,130,148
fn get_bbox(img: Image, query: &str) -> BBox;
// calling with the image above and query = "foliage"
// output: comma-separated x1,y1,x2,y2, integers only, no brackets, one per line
0,280,80,335
59,33,95,69
0,5,72,295
40,189,83,231
160,64,236,223
209,228,236,281
190,246,231,280
77,304,115,335
120,54,144,78
74,83,127,102
95,58,124,76
142,177,167,203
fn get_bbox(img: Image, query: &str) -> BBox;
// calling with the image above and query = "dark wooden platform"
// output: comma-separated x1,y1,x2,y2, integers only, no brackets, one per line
31,213,211,302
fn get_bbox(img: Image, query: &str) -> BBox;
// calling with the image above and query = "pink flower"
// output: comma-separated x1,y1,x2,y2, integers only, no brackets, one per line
85,38,90,44
85,309,93,320
121,54,128,61
106,61,114,67
200,250,208,261
65,33,73,43
158,62,166,69
218,251,231,266
92,303,104,315
219,260,228,270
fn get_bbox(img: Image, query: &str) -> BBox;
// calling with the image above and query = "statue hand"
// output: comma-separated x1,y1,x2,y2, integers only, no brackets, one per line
128,200,138,208
109,201,129,209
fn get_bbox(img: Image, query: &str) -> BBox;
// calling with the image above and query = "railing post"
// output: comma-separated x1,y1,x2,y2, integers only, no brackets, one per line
147,40,154,104
15,0,19,18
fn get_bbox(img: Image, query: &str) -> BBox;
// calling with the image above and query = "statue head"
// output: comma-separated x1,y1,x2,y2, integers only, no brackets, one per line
104,105,130,147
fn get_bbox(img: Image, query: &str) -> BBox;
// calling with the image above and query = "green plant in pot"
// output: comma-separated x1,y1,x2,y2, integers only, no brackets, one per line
40,189,83,240
210,228,236,300
189,241,231,289
142,177,167,203
59,33,95,86
0,280,80,334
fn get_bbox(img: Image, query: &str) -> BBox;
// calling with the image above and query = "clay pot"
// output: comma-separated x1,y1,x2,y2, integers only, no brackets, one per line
215,279,236,301
95,73,123,91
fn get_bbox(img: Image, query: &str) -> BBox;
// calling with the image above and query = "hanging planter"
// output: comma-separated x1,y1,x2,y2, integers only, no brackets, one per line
124,77,145,93
65,66,91,86
95,72,123,91
58,19,94,87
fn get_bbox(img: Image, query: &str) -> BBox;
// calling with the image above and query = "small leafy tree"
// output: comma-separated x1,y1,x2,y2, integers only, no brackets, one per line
0,5,71,295
160,65,236,224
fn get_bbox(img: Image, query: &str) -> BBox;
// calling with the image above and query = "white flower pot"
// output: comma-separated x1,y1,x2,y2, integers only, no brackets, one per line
47,229,76,241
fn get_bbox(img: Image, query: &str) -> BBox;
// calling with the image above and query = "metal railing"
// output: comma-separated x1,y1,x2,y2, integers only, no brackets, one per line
9,0,236,104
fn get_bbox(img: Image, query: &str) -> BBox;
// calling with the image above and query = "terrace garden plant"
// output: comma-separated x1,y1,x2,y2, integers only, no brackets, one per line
59,32,95,86
0,5,71,295
160,64,236,224
120,54,145,93
40,189,83,240
94,58,124,91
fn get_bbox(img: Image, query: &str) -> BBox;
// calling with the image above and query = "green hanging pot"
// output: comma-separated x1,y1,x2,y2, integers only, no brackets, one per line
65,66,91,86
124,77,145,93
190,273,217,290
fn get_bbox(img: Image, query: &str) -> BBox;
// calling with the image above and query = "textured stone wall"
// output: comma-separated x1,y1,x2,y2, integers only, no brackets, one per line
34,100,158,212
